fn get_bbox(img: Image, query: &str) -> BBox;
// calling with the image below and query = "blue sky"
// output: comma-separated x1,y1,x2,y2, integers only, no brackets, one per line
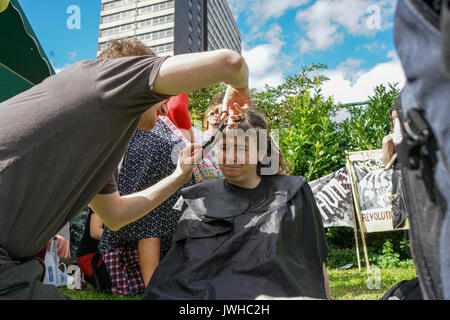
18,0,405,103
18,0,101,69
229,0,405,102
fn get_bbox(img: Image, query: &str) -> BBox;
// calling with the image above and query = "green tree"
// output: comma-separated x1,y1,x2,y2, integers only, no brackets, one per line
252,63,345,180
339,83,400,151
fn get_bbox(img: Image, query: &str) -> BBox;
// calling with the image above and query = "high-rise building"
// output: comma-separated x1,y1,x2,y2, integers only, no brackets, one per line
98,0,241,57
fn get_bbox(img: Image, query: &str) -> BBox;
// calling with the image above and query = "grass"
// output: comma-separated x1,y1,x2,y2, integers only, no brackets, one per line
58,285,142,300
328,266,417,300
57,265,417,300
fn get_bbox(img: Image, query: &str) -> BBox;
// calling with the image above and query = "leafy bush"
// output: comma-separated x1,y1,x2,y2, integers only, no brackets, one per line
339,83,400,151
326,227,355,249
373,240,401,268
365,237,414,269
324,228,413,269
325,238,414,269
325,248,358,269
251,64,346,180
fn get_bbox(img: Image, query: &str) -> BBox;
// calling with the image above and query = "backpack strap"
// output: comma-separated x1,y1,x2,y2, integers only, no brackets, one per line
397,108,437,170
396,105,444,203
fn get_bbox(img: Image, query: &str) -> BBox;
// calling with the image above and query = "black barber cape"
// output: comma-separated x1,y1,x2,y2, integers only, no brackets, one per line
143,175,329,300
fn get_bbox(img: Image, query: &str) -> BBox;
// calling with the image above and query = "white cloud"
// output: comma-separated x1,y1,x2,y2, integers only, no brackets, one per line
68,50,78,61
320,50,406,104
329,57,366,84
226,0,245,21
228,0,309,33
296,0,396,53
242,24,286,90
361,41,387,53
249,0,310,21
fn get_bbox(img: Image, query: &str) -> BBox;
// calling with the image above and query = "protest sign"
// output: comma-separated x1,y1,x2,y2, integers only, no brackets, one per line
346,149,408,233
310,167,355,229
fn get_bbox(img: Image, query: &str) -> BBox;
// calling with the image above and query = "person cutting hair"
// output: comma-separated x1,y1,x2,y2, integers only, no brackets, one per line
0,39,252,299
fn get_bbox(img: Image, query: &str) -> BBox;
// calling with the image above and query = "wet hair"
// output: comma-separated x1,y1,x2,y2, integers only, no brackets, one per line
98,39,154,60
203,92,226,131
222,110,291,176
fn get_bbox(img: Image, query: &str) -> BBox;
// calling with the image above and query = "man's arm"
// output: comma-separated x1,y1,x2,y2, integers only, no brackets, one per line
89,143,202,231
89,213,104,241
153,49,248,94
153,49,252,122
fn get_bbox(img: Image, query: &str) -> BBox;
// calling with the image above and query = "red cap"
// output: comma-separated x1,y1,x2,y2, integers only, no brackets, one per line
166,93,191,130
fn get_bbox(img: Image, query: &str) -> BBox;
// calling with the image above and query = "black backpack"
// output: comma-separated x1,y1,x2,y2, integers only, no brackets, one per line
394,0,450,300
381,278,423,300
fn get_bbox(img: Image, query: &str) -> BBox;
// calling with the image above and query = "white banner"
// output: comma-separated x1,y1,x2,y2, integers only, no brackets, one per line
310,167,355,229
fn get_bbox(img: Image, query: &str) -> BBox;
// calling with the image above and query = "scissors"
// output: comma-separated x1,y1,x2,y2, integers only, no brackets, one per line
202,111,243,155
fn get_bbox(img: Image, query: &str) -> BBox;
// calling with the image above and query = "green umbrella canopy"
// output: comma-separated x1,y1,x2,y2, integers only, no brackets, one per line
0,0,55,103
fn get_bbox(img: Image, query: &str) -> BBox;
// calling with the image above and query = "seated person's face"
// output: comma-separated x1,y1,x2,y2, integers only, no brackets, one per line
206,105,221,130
215,133,263,185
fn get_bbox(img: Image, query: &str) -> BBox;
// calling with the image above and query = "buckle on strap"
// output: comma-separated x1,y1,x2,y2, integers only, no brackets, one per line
398,108,437,170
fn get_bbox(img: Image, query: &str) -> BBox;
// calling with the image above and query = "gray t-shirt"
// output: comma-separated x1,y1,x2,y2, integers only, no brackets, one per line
0,55,170,262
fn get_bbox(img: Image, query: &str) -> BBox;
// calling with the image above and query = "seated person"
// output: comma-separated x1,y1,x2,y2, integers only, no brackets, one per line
203,92,224,136
35,235,71,263
76,207,111,292
382,107,408,230
382,109,401,170
201,91,227,177
143,110,330,300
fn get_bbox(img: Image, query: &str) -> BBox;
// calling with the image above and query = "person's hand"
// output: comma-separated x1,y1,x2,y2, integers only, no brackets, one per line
175,143,203,182
221,85,252,128
56,235,71,259
46,235,71,259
